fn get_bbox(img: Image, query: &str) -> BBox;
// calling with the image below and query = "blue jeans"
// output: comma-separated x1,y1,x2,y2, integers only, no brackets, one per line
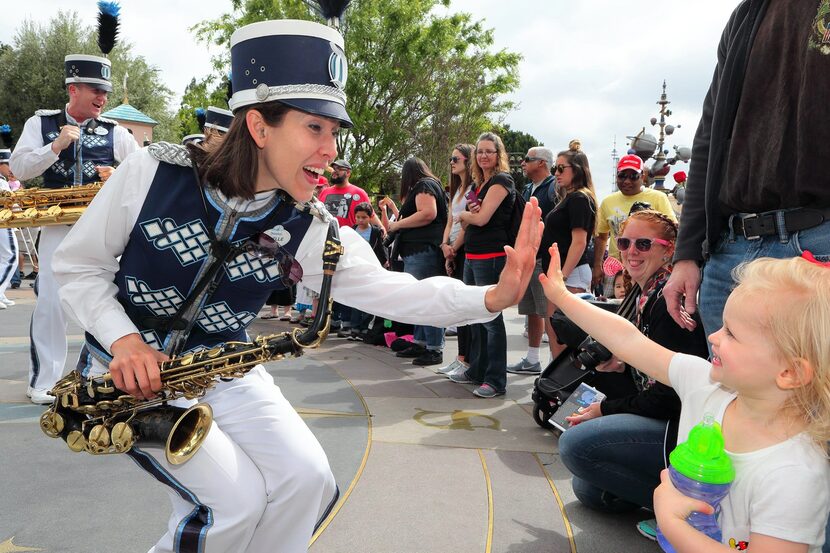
700,220,830,337
403,248,444,351
558,413,668,512
463,256,507,392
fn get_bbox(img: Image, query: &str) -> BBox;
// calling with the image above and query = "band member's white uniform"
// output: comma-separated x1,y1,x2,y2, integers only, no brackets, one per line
11,100,137,402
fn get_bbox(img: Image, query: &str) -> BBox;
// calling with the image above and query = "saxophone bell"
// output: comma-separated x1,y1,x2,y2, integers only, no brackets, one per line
129,404,214,465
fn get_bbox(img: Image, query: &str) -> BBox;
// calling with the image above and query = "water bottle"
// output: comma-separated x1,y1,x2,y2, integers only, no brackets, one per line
656,413,734,552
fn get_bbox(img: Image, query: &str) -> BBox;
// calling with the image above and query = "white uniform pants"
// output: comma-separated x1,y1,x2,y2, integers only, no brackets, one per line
129,366,337,553
29,225,71,390
0,227,19,297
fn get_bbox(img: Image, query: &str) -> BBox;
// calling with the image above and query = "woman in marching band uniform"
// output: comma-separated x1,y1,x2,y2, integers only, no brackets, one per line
51,17,542,553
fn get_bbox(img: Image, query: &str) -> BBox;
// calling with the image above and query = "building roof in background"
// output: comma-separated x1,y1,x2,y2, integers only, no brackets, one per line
101,103,158,125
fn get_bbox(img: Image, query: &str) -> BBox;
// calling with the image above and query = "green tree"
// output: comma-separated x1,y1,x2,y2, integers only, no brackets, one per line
193,0,521,194
0,11,176,144
497,124,545,188
175,75,233,138
499,124,543,155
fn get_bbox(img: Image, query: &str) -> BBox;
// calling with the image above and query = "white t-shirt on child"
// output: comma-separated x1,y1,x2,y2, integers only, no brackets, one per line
669,353,830,552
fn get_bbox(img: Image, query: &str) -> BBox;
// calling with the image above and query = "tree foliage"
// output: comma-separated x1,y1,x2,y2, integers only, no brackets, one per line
176,75,234,137
193,0,521,194
0,11,176,144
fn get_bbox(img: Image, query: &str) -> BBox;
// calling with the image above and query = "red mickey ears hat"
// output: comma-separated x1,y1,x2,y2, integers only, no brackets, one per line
602,256,624,277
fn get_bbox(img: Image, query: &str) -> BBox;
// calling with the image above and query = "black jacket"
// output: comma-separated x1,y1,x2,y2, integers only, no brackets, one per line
522,175,558,220
352,224,388,266
674,0,769,261
601,281,709,453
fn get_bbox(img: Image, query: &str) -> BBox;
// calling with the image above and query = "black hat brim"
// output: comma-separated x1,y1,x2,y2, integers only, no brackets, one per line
278,98,353,129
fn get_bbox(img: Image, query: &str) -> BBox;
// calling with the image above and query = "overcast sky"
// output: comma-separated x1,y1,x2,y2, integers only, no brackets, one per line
1,0,740,195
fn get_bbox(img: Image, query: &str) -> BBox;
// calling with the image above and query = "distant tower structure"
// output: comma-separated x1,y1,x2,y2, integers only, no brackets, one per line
626,81,691,191
611,135,620,193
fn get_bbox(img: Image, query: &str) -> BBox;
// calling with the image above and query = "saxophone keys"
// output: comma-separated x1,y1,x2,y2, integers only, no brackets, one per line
39,410,65,438
66,430,87,452
86,425,111,454
110,422,134,452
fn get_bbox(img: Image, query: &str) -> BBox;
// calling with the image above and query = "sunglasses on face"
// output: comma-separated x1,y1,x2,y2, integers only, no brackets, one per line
616,171,641,181
245,232,304,287
449,156,464,164
523,156,543,163
616,236,672,253
476,149,497,156
554,164,572,174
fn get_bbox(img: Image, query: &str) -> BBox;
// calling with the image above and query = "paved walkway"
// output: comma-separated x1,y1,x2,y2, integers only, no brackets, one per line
0,284,659,553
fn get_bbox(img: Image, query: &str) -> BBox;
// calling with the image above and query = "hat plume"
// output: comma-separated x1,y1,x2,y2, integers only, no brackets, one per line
97,1,121,55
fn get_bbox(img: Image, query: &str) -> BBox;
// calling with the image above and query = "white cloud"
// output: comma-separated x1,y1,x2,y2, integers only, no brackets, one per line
2,0,741,193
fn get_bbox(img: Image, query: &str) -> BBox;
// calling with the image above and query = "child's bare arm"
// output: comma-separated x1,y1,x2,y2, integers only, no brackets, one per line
539,244,675,386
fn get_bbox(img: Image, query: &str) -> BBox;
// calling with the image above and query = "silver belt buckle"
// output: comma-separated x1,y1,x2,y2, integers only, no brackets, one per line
740,214,761,240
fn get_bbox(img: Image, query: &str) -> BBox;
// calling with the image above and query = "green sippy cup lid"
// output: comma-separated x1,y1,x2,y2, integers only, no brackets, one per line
669,413,735,484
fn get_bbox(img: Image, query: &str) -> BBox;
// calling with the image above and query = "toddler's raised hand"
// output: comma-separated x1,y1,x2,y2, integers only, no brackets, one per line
539,244,569,305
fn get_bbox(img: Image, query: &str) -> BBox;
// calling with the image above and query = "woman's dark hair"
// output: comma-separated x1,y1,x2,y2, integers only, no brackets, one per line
557,140,597,235
400,157,438,202
189,102,291,199
449,143,474,201
353,201,374,217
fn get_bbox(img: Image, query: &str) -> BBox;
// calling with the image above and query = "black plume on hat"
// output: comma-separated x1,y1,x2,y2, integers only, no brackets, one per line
311,0,351,26
0,125,12,148
195,108,206,132
97,1,121,55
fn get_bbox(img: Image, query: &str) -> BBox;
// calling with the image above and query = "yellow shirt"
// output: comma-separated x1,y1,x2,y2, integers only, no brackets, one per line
597,188,678,259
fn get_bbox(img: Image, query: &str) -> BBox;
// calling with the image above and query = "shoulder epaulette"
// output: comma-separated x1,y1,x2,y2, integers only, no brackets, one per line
98,116,118,125
296,198,334,223
147,142,193,168
35,109,61,117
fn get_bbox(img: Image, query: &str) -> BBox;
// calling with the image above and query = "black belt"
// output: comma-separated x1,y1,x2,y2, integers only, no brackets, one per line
728,207,830,240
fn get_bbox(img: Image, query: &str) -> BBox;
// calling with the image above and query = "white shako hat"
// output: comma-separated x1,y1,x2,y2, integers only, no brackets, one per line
65,54,113,92
228,19,352,128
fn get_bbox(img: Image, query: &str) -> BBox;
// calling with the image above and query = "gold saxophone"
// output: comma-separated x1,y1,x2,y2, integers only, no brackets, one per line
0,182,103,228
40,219,343,465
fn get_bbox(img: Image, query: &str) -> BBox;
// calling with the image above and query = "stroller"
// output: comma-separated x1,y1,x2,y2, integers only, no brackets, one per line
531,300,638,430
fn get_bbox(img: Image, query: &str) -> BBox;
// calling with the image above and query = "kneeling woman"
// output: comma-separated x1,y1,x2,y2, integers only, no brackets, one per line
52,19,541,553
557,210,708,516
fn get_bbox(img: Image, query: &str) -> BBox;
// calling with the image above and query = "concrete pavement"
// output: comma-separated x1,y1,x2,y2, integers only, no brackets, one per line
0,283,659,553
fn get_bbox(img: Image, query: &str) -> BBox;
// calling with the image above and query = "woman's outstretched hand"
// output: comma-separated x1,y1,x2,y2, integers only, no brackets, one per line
538,243,569,306
484,197,543,312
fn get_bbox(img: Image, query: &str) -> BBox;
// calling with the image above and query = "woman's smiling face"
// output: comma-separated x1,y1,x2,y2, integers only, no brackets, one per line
254,109,340,201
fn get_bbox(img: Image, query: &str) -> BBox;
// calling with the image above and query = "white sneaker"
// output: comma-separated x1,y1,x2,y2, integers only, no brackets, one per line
0,302,6,310
27,386,53,405
437,359,461,375
446,364,469,379
0,297,15,306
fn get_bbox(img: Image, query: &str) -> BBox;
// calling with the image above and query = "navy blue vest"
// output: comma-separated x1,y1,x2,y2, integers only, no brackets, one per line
79,160,313,370
40,113,116,188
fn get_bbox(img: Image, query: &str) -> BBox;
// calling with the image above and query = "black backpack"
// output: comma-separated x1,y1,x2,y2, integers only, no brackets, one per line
507,188,527,246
